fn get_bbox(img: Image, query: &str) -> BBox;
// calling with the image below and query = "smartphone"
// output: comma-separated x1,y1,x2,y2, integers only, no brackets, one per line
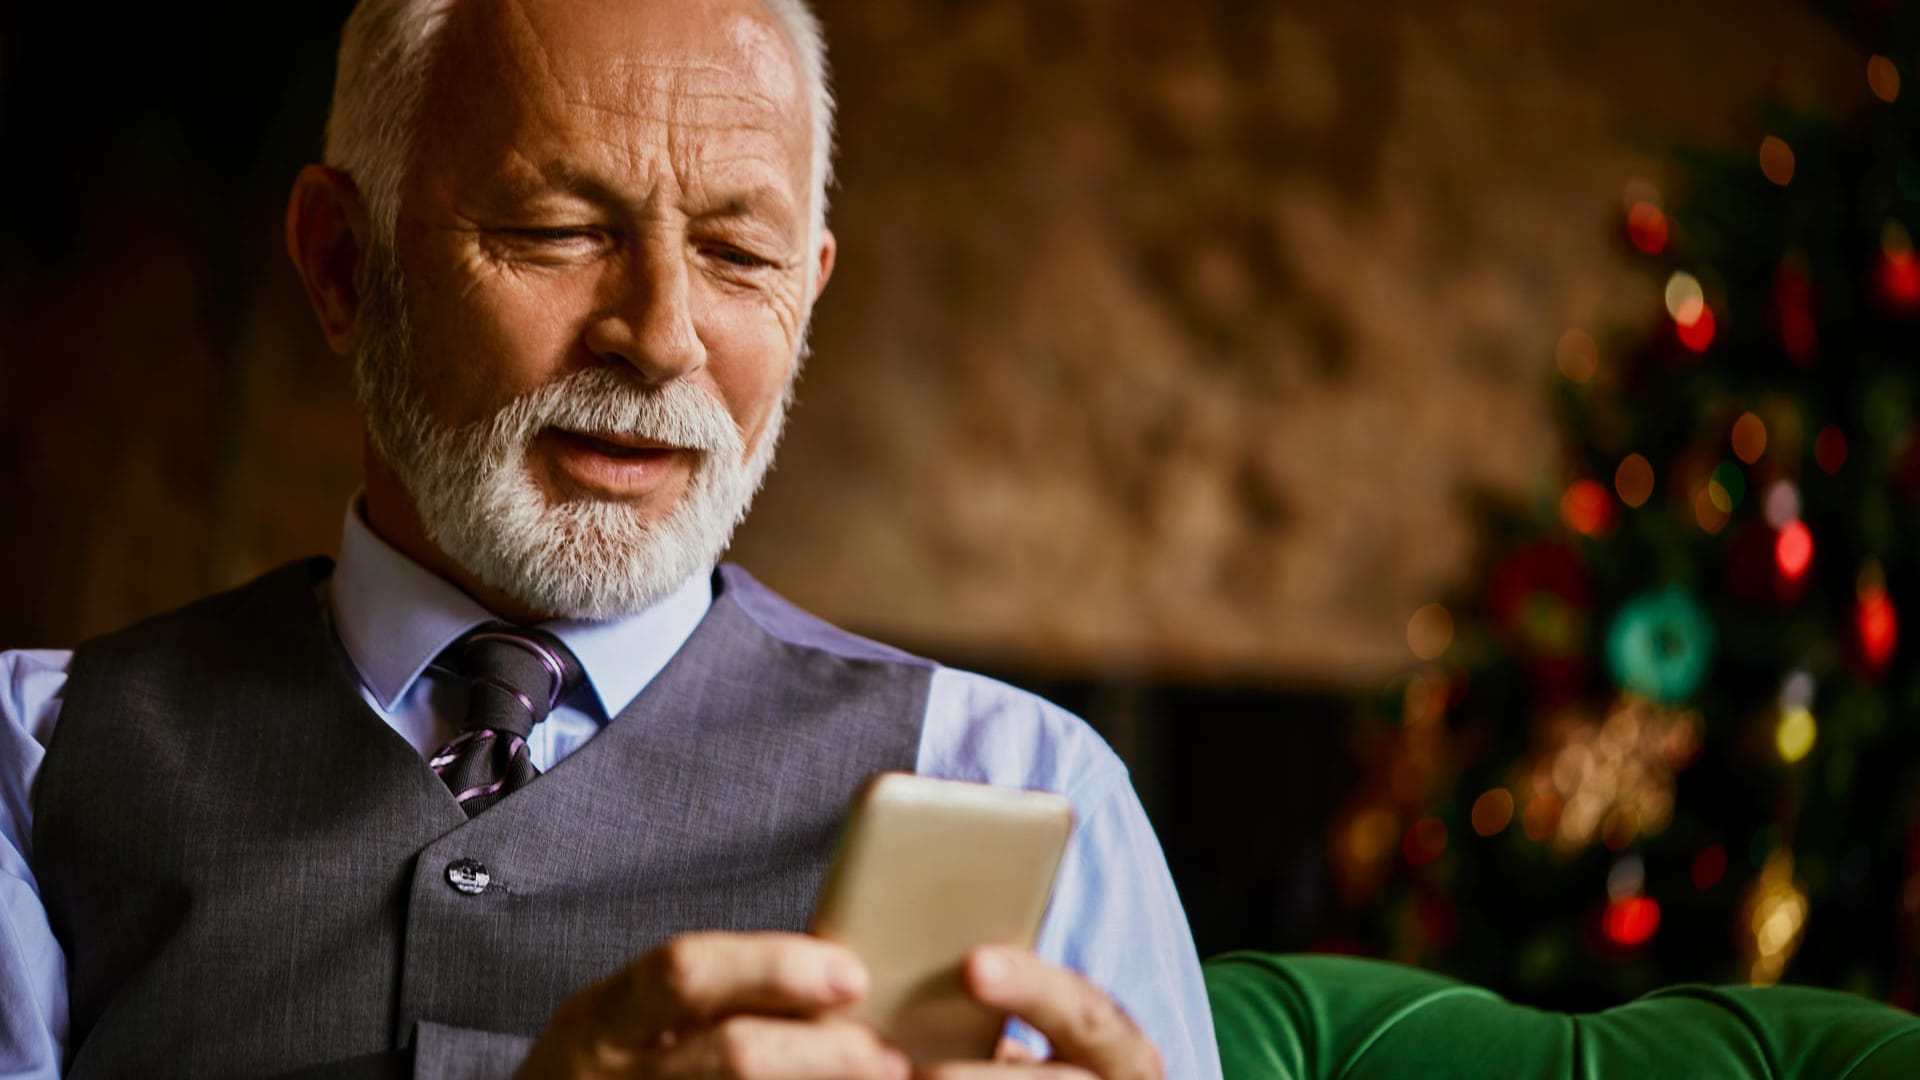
810,772,1074,1062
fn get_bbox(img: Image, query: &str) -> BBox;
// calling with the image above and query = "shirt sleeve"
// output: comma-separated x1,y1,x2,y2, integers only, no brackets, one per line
1027,762,1222,1079
919,667,1222,1079
1,649,72,1079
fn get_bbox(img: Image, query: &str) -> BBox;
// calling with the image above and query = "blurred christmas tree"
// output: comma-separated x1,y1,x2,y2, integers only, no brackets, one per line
1327,3,1920,1011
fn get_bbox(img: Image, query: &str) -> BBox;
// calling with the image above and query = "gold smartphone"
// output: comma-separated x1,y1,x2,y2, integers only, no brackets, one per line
810,772,1074,1063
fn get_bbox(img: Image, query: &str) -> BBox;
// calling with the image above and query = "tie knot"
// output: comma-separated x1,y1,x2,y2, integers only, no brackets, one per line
440,623,584,737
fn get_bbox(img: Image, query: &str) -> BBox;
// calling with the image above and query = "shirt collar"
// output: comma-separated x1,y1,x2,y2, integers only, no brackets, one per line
330,500,714,718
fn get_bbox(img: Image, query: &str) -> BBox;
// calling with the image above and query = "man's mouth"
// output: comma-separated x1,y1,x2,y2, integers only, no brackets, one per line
533,427,697,499
547,428,681,458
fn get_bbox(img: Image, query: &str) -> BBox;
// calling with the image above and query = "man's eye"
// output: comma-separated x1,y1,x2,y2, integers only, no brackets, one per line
512,227,599,244
708,246,772,269
485,227,612,264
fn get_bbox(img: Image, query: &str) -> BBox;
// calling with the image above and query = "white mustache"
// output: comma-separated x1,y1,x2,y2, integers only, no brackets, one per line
485,369,743,457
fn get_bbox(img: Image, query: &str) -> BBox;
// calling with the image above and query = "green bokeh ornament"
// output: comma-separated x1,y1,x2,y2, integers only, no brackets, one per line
1605,586,1716,704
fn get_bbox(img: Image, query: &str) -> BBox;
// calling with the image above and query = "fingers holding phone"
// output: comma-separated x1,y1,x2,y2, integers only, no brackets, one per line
514,931,913,1080
612,931,868,1025
916,946,1164,1080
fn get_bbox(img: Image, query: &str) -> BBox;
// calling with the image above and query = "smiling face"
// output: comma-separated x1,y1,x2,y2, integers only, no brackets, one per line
345,0,834,618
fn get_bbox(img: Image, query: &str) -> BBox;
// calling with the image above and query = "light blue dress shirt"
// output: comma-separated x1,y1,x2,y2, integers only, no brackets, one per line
0,508,1221,1078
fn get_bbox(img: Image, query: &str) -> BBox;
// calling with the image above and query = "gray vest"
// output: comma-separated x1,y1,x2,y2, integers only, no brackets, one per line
32,558,931,1078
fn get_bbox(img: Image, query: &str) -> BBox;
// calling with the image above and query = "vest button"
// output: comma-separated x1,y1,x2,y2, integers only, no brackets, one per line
445,858,491,895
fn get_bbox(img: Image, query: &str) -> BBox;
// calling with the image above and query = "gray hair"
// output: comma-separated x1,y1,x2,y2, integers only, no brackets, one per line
323,0,836,249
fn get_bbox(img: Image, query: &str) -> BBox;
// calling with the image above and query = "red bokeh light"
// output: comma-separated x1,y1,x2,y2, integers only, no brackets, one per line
1774,521,1814,581
1692,845,1727,890
1815,426,1848,474
1676,306,1717,352
1626,202,1669,255
1857,586,1899,674
1560,479,1615,537
1602,895,1662,948
1877,252,1920,314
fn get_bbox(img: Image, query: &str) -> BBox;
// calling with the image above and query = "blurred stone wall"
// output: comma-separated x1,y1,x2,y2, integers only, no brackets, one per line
741,0,1860,684
0,0,1861,687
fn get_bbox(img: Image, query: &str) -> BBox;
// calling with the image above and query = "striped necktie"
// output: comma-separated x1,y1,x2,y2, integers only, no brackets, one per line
429,623,584,817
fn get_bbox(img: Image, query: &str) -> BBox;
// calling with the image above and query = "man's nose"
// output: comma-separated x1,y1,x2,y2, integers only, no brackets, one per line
582,241,706,382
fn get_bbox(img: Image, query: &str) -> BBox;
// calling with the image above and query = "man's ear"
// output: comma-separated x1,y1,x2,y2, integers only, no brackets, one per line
286,165,372,356
810,226,836,302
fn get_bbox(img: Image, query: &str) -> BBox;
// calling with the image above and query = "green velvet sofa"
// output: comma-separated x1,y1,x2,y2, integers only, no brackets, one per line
1205,952,1920,1078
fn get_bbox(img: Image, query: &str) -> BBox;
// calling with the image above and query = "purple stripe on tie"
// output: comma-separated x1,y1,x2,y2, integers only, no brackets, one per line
463,630,570,710
472,675,537,721
505,734,525,761
453,777,508,803
430,729,495,771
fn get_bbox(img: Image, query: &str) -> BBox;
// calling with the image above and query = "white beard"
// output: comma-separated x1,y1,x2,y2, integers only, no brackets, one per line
351,245,790,619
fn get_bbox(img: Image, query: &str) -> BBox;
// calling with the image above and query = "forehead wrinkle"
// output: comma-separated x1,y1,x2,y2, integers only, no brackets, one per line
544,85,791,129
500,88,793,203
527,55,801,186
572,62,797,136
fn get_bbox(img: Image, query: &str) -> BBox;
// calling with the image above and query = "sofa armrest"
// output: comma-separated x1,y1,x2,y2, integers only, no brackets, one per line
1203,952,1920,1079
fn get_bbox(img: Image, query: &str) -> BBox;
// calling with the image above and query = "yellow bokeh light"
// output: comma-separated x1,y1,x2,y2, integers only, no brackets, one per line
1869,54,1902,103
1731,412,1768,464
1743,852,1808,986
1776,707,1817,764
1759,135,1796,186
1695,486,1730,534
1472,788,1515,837
1556,329,1598,384
1708,480,1733,514
1665,271,1706,325
1407,603,1454,661
1615,453,1655,508
1347,808,1400,863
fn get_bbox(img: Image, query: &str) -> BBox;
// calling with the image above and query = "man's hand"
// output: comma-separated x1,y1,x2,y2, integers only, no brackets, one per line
918,947,1165,1080
515,931,911,1079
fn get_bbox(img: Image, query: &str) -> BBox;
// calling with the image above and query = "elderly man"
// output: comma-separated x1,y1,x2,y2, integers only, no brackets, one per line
0,1,1221,1077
